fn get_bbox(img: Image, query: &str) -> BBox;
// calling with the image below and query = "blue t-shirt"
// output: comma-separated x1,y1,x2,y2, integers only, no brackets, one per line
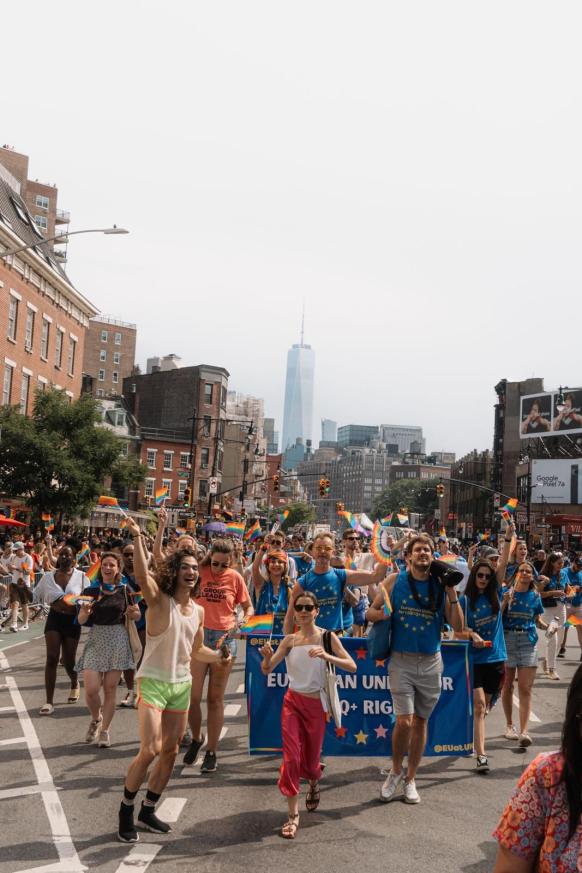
541,569,567,606
287,552,313,577
502,587,544,634
566,568,582,605
460,591,507,664
390,570,447,655
300,568,347,631
253,579,290,636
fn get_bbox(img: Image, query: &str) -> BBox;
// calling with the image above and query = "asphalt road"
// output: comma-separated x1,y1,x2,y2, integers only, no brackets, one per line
0,630,575,873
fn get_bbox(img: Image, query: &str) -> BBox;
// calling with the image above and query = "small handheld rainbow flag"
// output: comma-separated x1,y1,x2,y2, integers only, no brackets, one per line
439,527,447,538
86,560,101,583
154,486,169,506
98,495,119,507
277,509,289,524
226,521,246,538
338,510,354,526
239,614,275,635
500,498,518,521
244,520,262,542
76,545,90,562
41,513,55,532
396,513,409,526
382,587,392,618
565,615,582,628
478,531,491,542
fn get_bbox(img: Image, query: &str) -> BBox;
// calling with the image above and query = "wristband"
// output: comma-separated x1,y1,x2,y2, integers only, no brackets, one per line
504,539,512,542
448,599,459,605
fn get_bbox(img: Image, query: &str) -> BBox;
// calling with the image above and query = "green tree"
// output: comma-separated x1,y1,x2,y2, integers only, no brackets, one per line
372,478,439,520
0,389,144,526
280,502,316,531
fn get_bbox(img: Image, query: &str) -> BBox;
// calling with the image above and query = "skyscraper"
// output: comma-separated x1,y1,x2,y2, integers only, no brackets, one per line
281,314,315,453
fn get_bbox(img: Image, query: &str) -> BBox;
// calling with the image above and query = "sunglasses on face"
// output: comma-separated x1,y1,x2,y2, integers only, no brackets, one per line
476,572,492,580
345,537,359,542
295,603,315,612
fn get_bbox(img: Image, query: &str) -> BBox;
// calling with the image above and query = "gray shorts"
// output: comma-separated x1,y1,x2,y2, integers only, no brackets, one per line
388,651,443,720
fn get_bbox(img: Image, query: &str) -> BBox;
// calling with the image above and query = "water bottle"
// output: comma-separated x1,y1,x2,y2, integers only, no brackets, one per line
546,618,560,638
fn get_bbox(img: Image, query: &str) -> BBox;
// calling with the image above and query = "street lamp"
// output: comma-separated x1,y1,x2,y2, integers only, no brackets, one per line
0,226,129,260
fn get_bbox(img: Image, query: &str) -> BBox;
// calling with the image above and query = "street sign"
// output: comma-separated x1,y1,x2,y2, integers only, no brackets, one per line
177,471,190,478
209,477,218,495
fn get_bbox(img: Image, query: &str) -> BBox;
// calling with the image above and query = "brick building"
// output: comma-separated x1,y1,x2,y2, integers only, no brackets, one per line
83,315,137,398
0,173,97,410
123,364,229,514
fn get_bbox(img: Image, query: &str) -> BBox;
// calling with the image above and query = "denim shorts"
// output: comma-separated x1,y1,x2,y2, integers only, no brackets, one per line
204,627,238,658
504,630,538,669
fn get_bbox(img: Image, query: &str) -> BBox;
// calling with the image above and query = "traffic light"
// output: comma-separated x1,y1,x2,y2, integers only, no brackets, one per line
319,478,326,497
183,486,191,506
335,501,344,513
324,477,331,494
273,472,280,493
436,483,445,499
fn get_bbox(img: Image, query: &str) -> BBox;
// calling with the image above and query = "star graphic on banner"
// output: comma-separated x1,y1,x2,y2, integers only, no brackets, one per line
335,725,348,738
375,659,386,668
354,730,368,744
374,724,388,739
355,647,367,660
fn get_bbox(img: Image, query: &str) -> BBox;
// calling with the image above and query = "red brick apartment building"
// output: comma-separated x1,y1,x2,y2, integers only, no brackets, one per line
83,315,137,399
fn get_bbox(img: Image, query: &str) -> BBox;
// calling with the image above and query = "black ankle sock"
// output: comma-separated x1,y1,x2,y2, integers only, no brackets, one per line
143,789,161,809
122,786,138,807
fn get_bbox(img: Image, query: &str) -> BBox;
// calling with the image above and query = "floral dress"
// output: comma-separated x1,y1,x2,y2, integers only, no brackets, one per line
493,751,582,871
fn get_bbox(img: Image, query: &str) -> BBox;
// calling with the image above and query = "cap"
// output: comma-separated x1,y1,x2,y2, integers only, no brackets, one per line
13,541,25,550
481,546,500,559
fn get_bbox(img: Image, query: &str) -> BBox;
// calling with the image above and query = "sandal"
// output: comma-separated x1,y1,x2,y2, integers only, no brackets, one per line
306,781,320,812
67,686,80,703
39,703,54,716
281,814,299,839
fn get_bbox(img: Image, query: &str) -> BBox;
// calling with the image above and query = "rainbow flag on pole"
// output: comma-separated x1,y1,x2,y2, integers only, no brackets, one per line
41,513,55,532
338,510,354,526
244,520,262,542
277,509,289,524
155,486,169,506
500,498,518,521
86,560,101,584
239,614,275,635
98,495,119,507
382,588,392,618
226,521,246,538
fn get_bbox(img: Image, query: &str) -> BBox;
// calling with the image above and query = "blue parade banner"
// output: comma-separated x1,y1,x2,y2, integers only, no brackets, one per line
246,637,473,756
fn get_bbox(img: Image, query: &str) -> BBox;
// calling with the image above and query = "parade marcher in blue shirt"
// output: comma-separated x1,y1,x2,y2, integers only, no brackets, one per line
284,533,386,635
500,561,548,749
537,552,567,680
251,547,292,636
563,555,582,660
458,558,507,773
367,533,463,804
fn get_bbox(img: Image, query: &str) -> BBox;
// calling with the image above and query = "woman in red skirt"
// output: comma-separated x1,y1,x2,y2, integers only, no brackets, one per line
260,591,356,839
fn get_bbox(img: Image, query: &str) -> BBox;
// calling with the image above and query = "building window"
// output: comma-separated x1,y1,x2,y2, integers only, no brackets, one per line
3,365,13,405
40,318,50,360
112,371,119,384
162,478,172,498
146,449,157,469
178,480,187,497
67,337,76,376
55,329,64,368
204,383,213,404
35,194,50,211
98,369,105,382
180,452,190,469
20,373,30,415
24,309,35,352
38,377,47,392
203,415,211,436
96,388,104,398
100,349,107,362
114,332,121,345
199,479,208,498
200,447,209,468
34,215,48,232
119,441,128,457
7,297,18,342
101,330,108,342
221,385,227,408
144,478,155,499
113,352,120,365
163,451,173,471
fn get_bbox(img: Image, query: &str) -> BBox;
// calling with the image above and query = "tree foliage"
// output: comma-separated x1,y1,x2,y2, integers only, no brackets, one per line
372,477,439,519
0,389,144,524
280,502,316,531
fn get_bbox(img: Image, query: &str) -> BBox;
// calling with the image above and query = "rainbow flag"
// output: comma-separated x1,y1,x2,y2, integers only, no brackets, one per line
565,614,582,628
277,509,289,524
478,531,491,542
370,521,393,566
338,510,354,527
396,513,409,526
239,613,275,635
382,588,392,618
41,513,55,532
226,521,246,538
244,520,262,542
98,495,119,507
439,527,447,538
175,527,186,536
154,486,169,506
439,554,459,564
76,545,90,562
86,560,101,583
500,498,518,515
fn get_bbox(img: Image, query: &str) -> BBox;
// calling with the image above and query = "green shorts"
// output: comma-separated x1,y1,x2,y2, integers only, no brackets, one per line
137,677,192,713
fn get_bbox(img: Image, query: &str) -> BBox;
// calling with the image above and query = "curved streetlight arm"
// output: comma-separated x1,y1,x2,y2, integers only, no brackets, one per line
0,226,129,260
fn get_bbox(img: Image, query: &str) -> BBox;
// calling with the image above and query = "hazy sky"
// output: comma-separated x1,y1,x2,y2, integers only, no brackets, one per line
5,2,581,456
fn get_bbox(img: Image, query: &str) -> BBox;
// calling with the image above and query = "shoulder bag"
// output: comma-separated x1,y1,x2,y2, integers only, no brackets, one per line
124,585,143,665
322,630,342,727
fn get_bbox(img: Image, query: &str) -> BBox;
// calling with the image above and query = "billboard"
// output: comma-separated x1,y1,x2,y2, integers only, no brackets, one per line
531,459,582,504
520,389,582,439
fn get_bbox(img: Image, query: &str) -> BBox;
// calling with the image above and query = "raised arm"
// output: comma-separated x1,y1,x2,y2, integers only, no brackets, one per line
366,574,398,623
125,516,162,608
346,561,387,587
496,522,515,585
283,580,304,634
251,545,268,595
259,635,293,673
152,506,168,565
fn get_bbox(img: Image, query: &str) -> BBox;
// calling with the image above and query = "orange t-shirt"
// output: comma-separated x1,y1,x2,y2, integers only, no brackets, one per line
195,566,248,631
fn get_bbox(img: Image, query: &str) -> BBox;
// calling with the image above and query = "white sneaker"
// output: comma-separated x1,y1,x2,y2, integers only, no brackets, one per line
380,770,404,802
403,778,421,804
9,625,18,633
519,732,532,748
21,624,29,631
504,725,519,740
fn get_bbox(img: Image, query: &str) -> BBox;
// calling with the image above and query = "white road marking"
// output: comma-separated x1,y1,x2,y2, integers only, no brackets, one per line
0,638,31,651
155,797,187,823
513,694,541,723
0,735,26,746
224,703,241,717
3,673,86,872
0,651,9,671
0,782,60,800
236,683,245,694
18,864,86,873
113,844,162,873
0,705,15,712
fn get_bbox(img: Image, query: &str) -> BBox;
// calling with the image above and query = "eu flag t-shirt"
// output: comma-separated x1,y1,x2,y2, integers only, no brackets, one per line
460,592,507,664
299,568,347,631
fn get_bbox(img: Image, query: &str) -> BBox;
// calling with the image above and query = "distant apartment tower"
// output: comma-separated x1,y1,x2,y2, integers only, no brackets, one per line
83,316,136,398
264,417,279,454
0,145,70,263
337,424,379,449
380,424,426,454
281,319,315,452
321,418,337,443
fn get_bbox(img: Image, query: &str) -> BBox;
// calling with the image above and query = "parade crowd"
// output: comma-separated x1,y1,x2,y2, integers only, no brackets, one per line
2,511,582,871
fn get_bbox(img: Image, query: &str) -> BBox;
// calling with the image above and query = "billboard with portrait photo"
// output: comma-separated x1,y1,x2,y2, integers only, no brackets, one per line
552,388,582,434
519,393,553,439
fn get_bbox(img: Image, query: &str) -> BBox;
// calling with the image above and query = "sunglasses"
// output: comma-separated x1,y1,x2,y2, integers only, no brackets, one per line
476,572,492,580
345,537,359,541
295,603,315,612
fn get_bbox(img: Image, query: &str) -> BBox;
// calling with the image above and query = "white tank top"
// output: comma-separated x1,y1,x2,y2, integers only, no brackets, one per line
137,597,200,683
286,637,326,695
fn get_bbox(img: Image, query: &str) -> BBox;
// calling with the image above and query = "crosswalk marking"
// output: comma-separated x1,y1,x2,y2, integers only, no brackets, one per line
155,797,187,823
224,703,241,717
113,844,162,873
